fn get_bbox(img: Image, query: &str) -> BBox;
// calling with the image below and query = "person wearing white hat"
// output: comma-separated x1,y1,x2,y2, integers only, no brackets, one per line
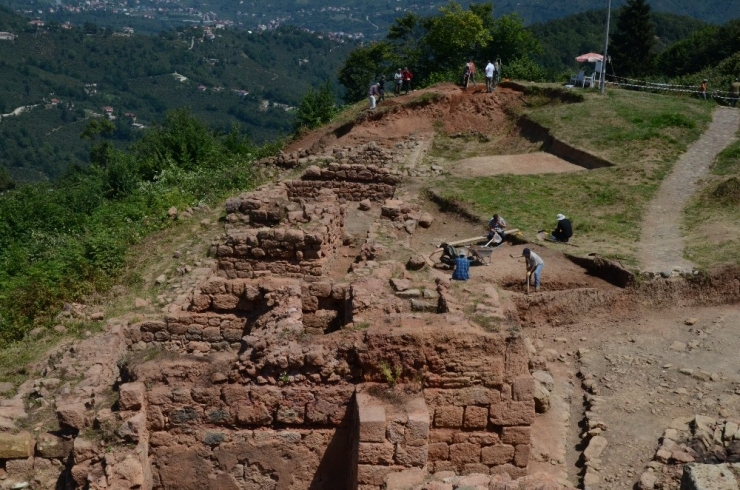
551,213,573,243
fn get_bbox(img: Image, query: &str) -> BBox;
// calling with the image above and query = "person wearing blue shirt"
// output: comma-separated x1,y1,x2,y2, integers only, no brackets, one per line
452,253,471,281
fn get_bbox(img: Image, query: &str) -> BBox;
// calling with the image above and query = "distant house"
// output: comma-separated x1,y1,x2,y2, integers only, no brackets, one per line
0,32,16,41
124,112,136,122
28,19,44,27
234,90,249,98
197,85,207,92
102,106,114,118
61,22,73,30
122,26,134,35
50,98,60,105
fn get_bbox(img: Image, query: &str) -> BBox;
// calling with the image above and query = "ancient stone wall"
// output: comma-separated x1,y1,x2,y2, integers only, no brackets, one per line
216,191,346,279
285,163,400,202
118,326,533,489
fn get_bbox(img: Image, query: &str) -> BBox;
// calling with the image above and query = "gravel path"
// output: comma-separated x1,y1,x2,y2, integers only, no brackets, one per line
638,107,739,273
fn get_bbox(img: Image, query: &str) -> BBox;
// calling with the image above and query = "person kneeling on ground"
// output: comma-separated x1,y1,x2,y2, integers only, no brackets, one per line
488,214,506,244
522,248,544,291
551,213,573,242
452,252,471,281
439,242,458,267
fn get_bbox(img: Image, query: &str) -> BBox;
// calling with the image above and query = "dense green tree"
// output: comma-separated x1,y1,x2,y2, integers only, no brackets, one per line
657,20,740,77
486,14,542,67
295,81,338,130
610,0,656,77
338,42,396,103
0,167,15,192
424,1,492,70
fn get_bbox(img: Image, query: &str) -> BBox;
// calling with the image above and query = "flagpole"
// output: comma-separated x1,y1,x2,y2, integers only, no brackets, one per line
600,0,612,94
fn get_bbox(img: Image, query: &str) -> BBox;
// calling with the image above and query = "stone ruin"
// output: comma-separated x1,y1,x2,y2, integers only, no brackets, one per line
0,158,548,490
635,414,740,489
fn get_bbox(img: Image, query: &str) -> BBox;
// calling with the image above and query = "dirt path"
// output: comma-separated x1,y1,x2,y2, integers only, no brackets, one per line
638,107,739,273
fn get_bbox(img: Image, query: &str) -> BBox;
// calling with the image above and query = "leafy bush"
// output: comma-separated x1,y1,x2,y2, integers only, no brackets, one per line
294,81,339,130
504,57,548,82
0,109,279,346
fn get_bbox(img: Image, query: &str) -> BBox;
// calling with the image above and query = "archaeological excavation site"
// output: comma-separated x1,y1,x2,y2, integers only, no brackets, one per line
0,84,739,490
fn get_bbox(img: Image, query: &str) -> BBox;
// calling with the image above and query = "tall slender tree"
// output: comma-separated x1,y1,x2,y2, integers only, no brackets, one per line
610,0,656,77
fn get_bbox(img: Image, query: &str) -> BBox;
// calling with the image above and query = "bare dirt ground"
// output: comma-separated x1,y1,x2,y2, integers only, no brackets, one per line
451,153,586,177
638,107,739,273
530,305,740,488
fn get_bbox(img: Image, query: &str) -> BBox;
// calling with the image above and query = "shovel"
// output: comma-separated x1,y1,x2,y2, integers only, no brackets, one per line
526,271,531,295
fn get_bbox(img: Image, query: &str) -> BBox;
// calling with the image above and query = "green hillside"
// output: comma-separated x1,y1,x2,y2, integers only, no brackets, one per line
531,9,708,74
0,6,352,181
8,0,740,39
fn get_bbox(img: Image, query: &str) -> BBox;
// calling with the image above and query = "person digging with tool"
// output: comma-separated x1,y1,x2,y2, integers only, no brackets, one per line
522,248,544,292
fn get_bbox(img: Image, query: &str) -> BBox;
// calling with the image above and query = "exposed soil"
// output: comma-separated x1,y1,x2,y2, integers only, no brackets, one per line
451,152,586,176
286,84,526,154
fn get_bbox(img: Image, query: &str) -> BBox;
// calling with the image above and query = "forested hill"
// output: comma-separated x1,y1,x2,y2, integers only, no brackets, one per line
530,9,708,73
7,0,739,39
0,6,353,182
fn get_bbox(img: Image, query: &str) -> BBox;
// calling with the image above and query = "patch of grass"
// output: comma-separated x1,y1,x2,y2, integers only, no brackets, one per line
527,89,711,165
684,132,740,268
428,88,713,264
470,314,501,333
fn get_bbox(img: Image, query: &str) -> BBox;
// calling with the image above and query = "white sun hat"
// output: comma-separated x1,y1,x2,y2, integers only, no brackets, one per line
556,214,566,221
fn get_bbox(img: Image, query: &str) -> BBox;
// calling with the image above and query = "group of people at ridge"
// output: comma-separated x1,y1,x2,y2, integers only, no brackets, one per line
367,58,503,109
368,67,413,109
442,214,573,291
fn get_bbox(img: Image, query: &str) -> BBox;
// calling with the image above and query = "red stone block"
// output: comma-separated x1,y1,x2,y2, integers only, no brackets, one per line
511,376,534,402
489,401,535,426
513,444,530,467
501,427,531,446
463,406,489,429
449,442,480,465
480,444,514,465
358,442,395,465
428,442,450,462
434,406,464,428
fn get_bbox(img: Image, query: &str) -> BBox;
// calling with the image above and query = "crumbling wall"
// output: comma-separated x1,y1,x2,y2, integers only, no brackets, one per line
285,163,400,202
130,355,357,490
118,328,533,489
216,191,346,279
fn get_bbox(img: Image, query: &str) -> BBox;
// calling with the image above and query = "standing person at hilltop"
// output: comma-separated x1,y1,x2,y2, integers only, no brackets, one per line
462,62,471,89
700,79,708,100
394,68,403,96
485,60,496,93
466,59,477,89
401,67,413,95
368,82,380,110
378,75,387,102
494,58,502,83
730,78,740,107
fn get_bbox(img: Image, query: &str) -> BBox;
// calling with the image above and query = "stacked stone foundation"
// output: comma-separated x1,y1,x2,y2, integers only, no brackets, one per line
217,189,346,279
119,325,534,489
285,163,399,202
